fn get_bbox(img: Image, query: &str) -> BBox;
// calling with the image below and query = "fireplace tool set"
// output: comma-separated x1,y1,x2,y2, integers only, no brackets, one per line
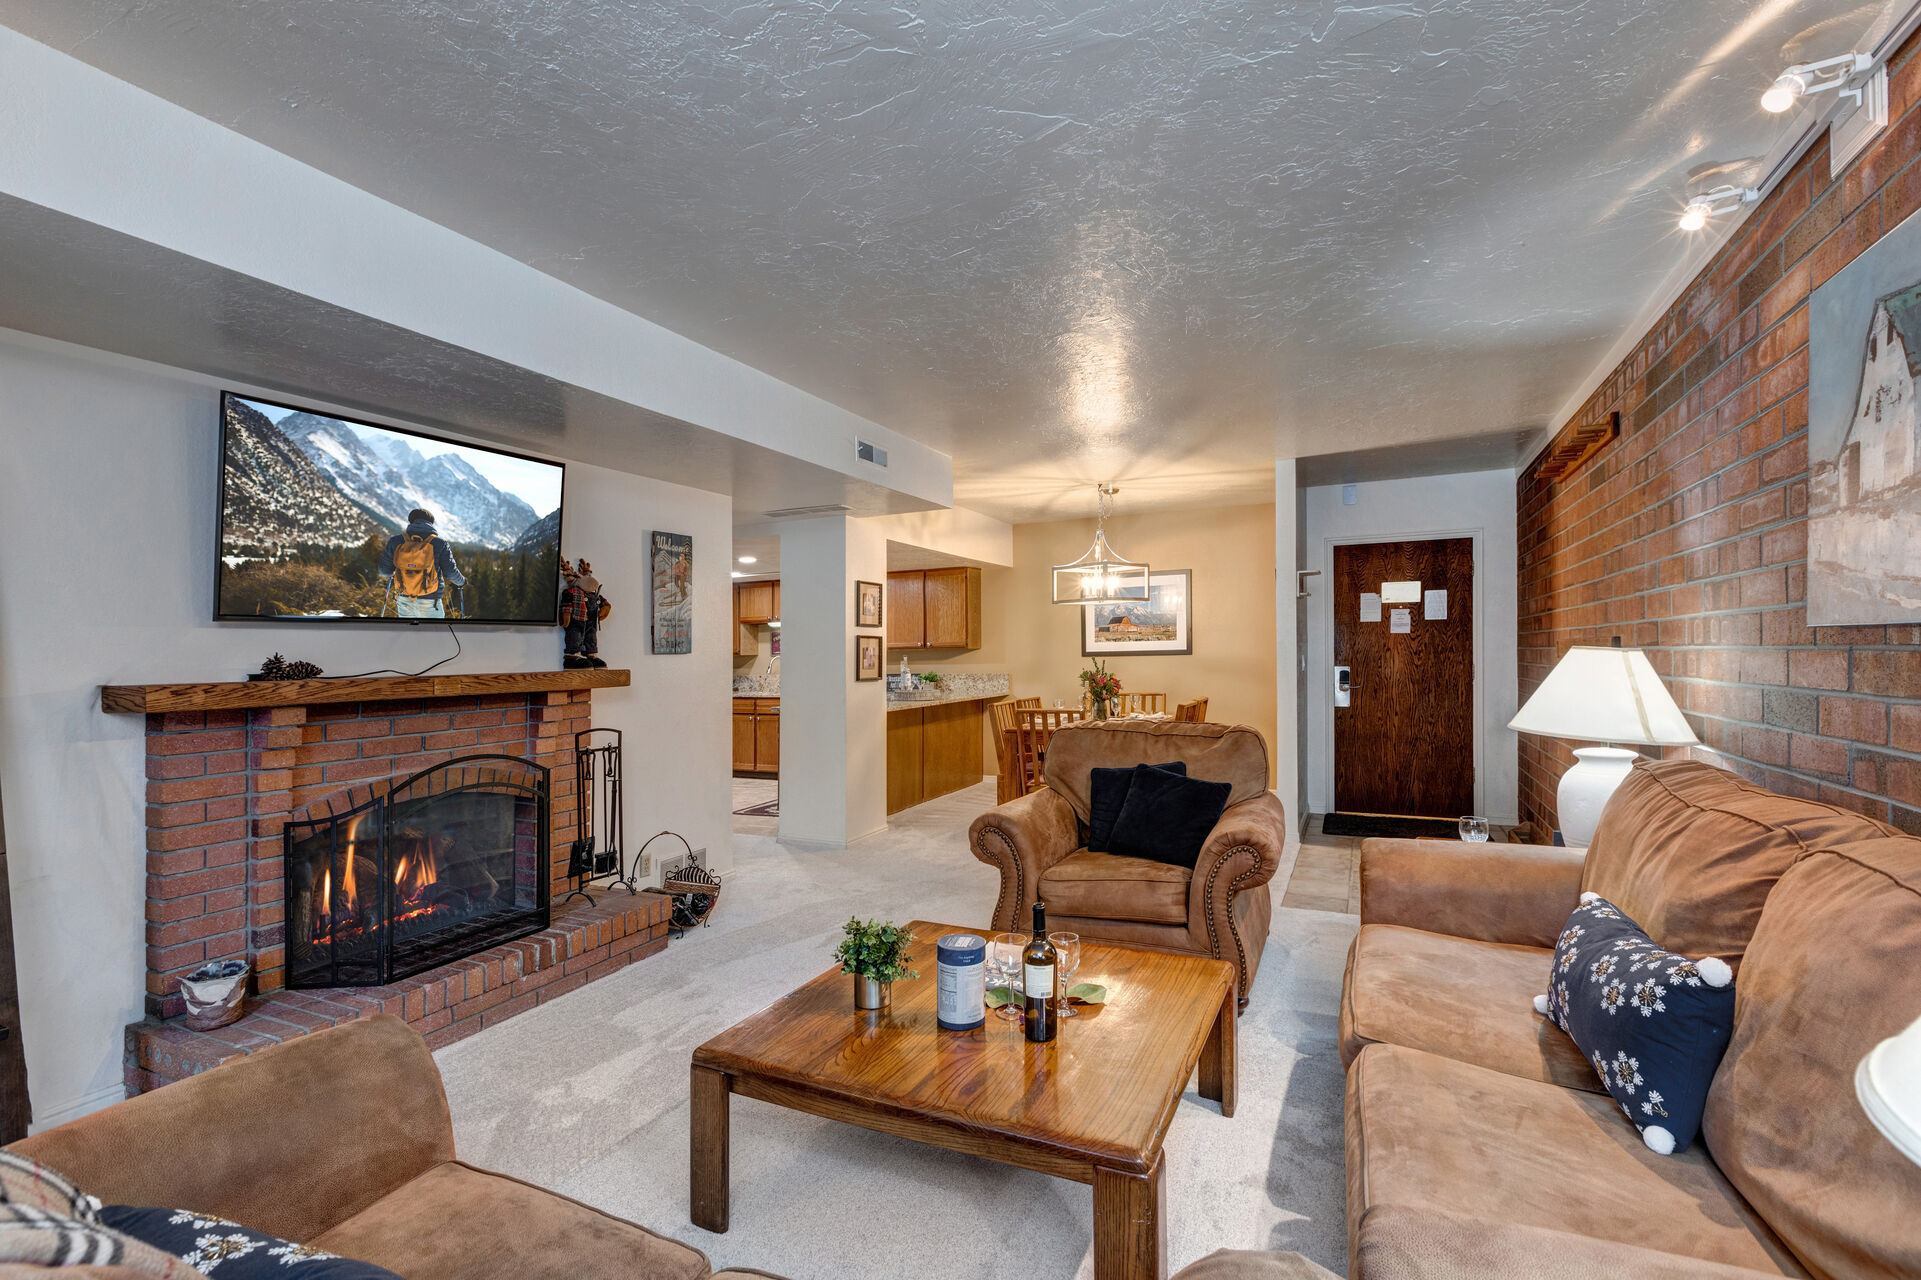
564,728,634,903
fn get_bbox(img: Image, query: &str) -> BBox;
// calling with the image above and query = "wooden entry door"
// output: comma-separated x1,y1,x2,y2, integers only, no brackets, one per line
1333,538,1474,817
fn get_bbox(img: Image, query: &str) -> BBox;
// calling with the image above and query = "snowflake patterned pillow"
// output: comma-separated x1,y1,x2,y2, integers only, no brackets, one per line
1534,892,1735,1156
98,1205,403,1278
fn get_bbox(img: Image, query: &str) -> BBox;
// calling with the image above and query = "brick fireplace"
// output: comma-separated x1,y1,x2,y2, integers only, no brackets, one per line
107,671,669,1094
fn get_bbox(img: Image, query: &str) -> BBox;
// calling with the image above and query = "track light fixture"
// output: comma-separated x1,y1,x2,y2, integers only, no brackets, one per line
1678,185,1760,232
1762,51,1874,114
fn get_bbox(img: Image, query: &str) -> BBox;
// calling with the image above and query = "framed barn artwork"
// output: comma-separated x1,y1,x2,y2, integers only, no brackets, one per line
1082,569,1192,656
649,532,693,654
1809,205,1921,625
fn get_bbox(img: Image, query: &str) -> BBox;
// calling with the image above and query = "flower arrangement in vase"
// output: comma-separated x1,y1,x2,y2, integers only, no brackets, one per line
1080,658,1123,719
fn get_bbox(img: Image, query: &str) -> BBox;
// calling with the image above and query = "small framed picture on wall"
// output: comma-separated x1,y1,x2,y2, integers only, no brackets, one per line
856,579,884,629
855,633,883,681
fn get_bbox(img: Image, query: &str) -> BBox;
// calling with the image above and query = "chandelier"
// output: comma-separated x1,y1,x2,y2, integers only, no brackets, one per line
1052,485,1150,605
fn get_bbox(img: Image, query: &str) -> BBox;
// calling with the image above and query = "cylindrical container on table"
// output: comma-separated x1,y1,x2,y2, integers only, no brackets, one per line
936,932,986,1031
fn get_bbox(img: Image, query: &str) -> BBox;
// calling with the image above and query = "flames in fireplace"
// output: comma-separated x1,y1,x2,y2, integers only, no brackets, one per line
309,814,510,951
286,756,549,987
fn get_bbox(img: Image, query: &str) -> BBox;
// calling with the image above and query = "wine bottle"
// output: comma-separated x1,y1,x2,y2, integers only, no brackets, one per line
1023,901,1058,1043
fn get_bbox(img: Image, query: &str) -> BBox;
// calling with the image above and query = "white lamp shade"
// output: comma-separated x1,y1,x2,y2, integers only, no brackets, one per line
1508,646,1698,746
1858,1013,1921,1167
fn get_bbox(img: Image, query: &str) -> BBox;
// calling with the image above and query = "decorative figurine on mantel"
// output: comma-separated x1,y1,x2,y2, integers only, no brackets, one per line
558,557,611,669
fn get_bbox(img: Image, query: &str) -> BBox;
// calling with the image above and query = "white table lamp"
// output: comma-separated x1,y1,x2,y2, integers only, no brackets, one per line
1858,1013,1921,1167
1507,646,1698,846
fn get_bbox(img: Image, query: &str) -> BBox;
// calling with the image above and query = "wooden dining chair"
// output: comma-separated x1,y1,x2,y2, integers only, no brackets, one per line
1124,692,1167,715
1173,697,1209,722
990,698,1043,802
1013,707,1086,796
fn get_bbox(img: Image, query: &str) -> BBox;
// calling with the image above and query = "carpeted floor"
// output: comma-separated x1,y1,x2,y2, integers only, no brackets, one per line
435,781,1355,1279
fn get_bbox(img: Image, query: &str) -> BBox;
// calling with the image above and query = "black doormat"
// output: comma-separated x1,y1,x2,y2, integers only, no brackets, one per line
1322,812,1463,839
733,799,779,817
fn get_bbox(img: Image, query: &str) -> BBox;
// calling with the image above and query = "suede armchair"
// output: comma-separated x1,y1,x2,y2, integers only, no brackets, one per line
970,719,1285,1012
6,1015,780,1280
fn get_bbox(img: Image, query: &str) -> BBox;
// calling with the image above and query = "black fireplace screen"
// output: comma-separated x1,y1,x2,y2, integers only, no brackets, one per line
283,755,550,988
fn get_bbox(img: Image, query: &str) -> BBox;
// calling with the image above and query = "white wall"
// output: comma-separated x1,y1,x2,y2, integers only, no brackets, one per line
1302,469,1519,823
1273,461,1301,831
0,330,731,1129
776,517,887,847
866,507,1014,567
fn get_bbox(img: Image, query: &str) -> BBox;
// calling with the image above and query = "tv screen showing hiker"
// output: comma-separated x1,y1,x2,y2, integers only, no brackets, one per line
214,392,565,624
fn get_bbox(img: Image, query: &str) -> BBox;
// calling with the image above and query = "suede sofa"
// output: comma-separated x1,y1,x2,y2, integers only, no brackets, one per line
1340,758,1921,1278
969,718,1286,1011
3,1015,781,1280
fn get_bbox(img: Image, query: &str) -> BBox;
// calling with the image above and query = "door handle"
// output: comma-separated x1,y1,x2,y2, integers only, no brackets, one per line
1334,665,1352,708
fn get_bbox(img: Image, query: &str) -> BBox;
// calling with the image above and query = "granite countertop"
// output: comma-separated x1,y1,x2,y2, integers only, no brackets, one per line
885,688,1004,711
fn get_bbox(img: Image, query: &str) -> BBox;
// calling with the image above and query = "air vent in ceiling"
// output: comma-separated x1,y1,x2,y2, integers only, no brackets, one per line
763,503,853,519
856,439,888,467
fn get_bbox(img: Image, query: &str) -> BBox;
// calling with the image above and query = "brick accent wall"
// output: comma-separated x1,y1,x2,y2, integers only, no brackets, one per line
1518,35,1921,837
143,690,588,1018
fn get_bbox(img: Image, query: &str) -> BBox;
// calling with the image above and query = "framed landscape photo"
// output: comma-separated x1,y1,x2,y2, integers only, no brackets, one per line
854,633,883,681
1082,569,1192,656
650,531,693,654
856,579,884,629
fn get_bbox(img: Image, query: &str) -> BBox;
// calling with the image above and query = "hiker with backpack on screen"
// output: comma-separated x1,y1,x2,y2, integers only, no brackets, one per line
378,508,466,619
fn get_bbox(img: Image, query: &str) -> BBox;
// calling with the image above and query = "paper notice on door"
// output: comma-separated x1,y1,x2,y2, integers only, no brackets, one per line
1390,608,1412,634
1424,589,1447,620
1359,592,1382,623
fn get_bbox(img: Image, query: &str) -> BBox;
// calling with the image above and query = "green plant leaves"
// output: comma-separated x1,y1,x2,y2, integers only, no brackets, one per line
1067,983,1107,1005
985,986,1018,1008
832,916,918,983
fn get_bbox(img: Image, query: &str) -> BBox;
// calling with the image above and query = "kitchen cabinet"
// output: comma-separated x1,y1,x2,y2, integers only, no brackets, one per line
886,571,924,649
885,697,985,814
885,567,981,650
735,581,777,625
732,697,779,775
732,706,756,771
732,580,780,655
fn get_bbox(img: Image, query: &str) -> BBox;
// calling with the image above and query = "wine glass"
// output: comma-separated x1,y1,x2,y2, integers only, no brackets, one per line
987,933,1026,1022
1049,932,1082,1016
1458,816,1490,843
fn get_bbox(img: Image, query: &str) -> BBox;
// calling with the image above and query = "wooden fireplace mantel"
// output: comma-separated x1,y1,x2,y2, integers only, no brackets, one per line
101,668,631,714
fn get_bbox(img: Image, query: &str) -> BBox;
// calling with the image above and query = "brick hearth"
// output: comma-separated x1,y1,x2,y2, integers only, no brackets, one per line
109,672,663,1096
127,893,668,1093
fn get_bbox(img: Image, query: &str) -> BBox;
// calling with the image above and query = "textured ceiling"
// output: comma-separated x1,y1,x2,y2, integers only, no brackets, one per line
0,0,1883,521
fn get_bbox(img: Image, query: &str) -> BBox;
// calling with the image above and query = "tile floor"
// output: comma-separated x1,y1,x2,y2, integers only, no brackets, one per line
1277,814,1363,914
731,775,780,836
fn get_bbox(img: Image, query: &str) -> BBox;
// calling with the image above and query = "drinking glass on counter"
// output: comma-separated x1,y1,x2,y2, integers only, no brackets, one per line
1458,816,1490,843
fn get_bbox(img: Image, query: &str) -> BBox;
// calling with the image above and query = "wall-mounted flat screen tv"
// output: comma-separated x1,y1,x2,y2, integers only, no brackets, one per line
215,391,564,624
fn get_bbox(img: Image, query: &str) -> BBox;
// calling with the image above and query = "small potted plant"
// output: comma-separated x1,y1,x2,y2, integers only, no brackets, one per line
834,917,918,1009
1080,658,1122,719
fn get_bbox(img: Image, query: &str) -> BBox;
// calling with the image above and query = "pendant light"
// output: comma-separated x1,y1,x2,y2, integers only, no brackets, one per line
1053,484,1150,605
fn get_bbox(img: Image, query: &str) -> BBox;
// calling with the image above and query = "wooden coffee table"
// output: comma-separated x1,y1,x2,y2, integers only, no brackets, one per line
689,920,1236,1280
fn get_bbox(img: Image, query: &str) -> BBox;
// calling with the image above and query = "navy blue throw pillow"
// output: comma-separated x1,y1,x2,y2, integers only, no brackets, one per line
1537,893,1735,1155
1108,767,1231,868
99,1206,403,1277
1087,762,1185,852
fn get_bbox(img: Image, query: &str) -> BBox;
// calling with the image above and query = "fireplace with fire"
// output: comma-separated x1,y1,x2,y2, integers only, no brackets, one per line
284,755,551,988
